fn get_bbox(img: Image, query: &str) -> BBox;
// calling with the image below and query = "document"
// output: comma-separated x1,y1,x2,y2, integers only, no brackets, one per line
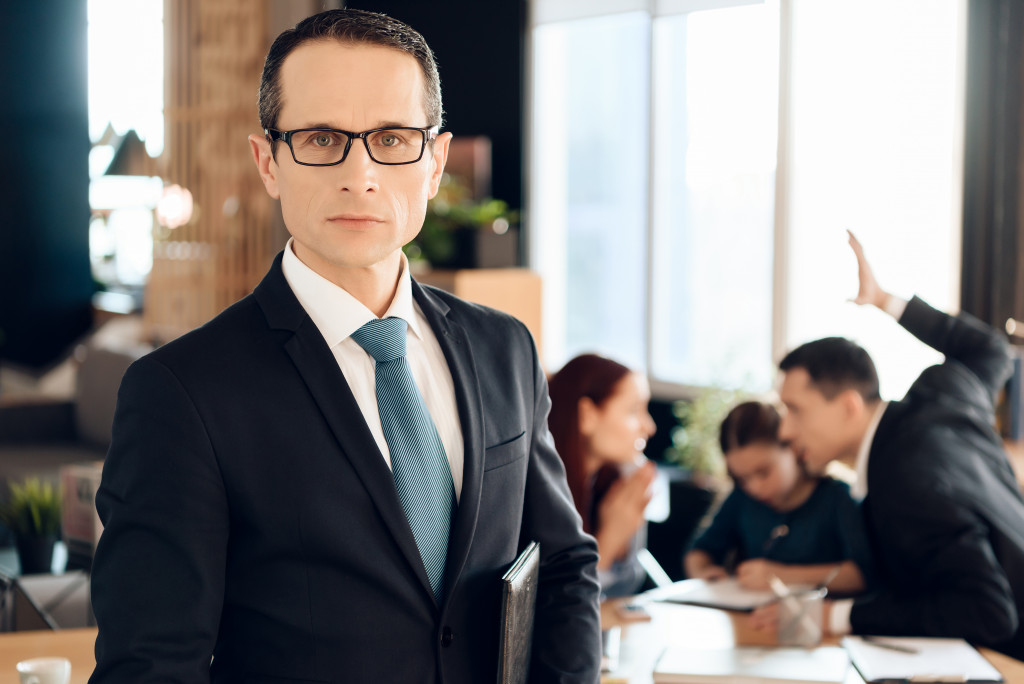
650,578,807,612
497,541,540,684
653,646,849,684
842,636,1004,683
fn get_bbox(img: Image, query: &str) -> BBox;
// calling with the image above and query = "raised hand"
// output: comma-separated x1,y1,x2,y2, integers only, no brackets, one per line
847,230,890,310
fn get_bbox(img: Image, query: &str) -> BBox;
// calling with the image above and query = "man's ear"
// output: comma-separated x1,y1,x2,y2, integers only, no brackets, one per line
840,388,865,420
426,131,453,199
249,134,281,199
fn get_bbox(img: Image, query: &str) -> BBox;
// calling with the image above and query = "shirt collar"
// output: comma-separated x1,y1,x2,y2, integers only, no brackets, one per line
851,400,888,499
280,238,422,347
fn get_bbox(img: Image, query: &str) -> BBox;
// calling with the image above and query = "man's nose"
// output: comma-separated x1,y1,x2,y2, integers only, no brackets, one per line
335,138,379,193
778,413,795,440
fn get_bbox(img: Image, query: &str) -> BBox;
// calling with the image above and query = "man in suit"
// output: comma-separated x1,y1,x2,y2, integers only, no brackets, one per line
767,231,1024,659
89,9,601,683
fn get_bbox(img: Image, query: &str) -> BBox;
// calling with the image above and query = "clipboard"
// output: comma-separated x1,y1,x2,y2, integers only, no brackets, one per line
842,636,1004,683
650,577,799,613
497,541,540,684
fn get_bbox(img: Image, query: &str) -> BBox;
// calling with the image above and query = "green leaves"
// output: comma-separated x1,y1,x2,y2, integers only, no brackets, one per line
664,387,745,480
405,173,519,267
2,478,62,538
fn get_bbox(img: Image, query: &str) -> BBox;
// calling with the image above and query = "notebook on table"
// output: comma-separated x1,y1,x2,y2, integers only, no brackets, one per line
653,646,850,684
497,541,540,684
651,578,812,613
842,636,1004,683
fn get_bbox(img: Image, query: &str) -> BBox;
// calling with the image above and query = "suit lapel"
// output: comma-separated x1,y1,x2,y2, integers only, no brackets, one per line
255,256,435,603
412,280,486,603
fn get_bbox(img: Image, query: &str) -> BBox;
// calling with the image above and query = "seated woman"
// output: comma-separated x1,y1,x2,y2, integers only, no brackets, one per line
684,400,873,594
548,354,659,598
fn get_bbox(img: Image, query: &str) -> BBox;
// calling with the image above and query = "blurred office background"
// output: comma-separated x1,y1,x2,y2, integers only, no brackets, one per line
0,0,1022,503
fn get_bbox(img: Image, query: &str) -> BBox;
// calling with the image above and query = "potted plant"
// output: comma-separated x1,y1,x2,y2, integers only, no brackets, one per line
404,173,519,270
2,477,62,575
645,387,745,580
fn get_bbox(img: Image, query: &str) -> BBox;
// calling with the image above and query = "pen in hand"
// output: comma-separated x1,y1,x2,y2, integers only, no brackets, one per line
817,564,842,591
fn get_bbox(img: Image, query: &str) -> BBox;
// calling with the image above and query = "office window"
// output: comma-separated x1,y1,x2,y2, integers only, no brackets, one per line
529,0,964,398
783,0,963,397
87,0,164,292
530,12,651,370
649,5,778,389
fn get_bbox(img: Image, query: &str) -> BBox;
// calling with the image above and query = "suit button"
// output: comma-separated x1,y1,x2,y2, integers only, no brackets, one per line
441,626,454,647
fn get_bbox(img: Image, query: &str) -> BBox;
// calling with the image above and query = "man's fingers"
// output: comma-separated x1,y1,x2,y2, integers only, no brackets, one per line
847,228,863,252
749,602,780,631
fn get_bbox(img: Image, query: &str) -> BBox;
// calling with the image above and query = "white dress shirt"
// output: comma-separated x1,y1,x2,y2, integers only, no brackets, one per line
281,239,464,500
830,294,908,634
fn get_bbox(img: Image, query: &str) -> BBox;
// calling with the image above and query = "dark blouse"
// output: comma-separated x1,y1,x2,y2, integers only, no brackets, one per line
691,477,874,587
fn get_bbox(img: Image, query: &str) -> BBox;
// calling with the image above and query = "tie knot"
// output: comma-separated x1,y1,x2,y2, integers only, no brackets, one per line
351,317,408,363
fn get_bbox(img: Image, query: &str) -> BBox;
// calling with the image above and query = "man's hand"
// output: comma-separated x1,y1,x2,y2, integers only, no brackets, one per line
749,599,835,635
848,230,891,310
748,599,780,632
736,558,780,591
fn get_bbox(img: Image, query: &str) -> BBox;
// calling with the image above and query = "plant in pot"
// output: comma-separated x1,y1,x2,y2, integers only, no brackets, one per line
404,172,519,270
663,386,746,488
1,478,62,575
643,387,747,581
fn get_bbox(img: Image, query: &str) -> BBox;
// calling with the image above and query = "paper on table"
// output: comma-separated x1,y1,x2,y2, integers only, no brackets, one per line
842,636,1004,683
653,646,849,684
650,578,813,612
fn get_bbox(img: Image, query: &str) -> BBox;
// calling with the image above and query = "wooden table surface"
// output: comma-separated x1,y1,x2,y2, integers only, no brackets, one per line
0,628,95,684
601,599,1024,684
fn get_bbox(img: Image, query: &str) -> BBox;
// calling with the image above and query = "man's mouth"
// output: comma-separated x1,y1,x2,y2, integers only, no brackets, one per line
328,214,384,229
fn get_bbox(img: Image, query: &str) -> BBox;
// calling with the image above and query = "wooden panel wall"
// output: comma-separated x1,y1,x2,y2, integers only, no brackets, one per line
145,0,277,343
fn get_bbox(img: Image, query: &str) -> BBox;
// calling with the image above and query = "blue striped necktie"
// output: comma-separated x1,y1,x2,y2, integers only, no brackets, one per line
350,316,456,603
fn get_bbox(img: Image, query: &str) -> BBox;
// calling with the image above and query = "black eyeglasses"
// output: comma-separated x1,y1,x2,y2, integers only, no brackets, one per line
265,126,439,166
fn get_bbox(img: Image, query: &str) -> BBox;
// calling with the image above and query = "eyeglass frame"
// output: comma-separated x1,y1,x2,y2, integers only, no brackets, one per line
264,125,440,167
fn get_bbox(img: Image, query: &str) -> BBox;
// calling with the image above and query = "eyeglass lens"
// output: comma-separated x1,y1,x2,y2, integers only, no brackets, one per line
289,129,424,165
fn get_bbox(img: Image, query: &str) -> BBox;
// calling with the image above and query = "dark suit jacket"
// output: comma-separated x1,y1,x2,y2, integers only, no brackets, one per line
89,254,602,684
852,296,1024,660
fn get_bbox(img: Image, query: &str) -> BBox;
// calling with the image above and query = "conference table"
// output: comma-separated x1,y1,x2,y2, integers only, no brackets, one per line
601,597,1024,684
0,611,1020,683
0,628,95,683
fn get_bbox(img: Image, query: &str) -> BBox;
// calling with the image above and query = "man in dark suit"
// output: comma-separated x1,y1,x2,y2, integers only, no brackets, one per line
768,231,1024,659
89,9,601,683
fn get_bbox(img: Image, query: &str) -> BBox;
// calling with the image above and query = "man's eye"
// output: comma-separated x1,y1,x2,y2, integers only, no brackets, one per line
314,134,336,147
380,133,399,147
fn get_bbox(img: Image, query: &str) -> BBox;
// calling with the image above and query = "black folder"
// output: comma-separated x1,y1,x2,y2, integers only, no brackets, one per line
497,541,540,684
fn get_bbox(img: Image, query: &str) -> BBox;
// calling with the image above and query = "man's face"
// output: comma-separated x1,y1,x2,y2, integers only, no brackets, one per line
777,367,852,475
250,41,450,283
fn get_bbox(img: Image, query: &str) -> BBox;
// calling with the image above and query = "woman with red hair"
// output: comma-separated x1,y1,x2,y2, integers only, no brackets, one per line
548,353,658,597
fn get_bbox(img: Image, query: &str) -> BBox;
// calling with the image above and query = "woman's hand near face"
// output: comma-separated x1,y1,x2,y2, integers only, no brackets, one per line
595,460,656,569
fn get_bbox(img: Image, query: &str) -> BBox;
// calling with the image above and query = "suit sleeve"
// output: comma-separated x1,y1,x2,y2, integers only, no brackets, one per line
519,325,603,684
850,429,1018,645
90,357,228,684
831,485,876,590
899,295,1013,401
